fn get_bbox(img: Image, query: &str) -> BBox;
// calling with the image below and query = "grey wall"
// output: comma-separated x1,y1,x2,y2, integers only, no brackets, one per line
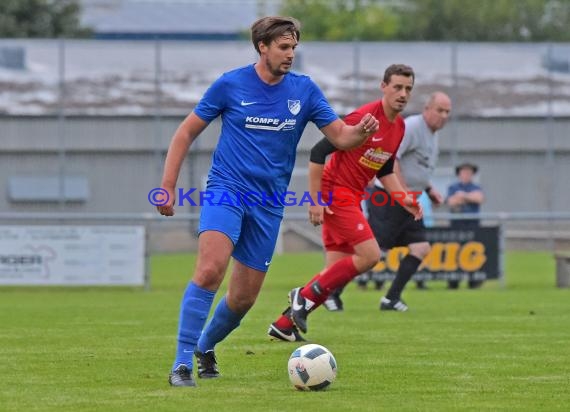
1,115,570,216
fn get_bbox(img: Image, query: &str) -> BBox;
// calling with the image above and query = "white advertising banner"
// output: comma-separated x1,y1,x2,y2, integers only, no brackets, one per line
0,226,145,286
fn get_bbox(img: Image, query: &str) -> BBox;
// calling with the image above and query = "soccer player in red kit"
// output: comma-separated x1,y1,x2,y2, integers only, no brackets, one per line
268,64,423,341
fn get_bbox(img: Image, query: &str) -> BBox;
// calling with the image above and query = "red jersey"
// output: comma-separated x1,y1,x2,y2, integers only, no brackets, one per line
322,100,405,192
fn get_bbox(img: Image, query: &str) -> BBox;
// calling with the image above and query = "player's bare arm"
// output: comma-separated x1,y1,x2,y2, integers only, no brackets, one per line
307,161,332,226
158,112,208,216
380,173,423,221
307,138,337,225
320,114,379,150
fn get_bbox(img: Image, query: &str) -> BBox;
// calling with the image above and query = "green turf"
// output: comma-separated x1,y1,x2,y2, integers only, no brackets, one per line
1,251,569,411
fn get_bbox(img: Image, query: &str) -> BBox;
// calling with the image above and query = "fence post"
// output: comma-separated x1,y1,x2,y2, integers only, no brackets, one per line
143,221,151,291
57,38,67,211
498,220,506,289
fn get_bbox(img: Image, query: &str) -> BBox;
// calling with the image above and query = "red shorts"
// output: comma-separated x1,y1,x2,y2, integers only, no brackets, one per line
321,186,375,254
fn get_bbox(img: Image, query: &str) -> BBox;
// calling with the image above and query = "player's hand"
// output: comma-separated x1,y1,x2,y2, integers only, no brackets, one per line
403,195,423,221
308,204,333,226
156,187,176,216
428,187,444,205
358,113,380,137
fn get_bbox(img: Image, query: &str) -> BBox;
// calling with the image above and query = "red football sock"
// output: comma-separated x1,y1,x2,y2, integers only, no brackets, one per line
305,272,322,287
274,313,294,329
274,272,323,329
301,256,359,307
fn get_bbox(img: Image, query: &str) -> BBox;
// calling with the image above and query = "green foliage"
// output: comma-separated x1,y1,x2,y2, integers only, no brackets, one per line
0,0,91,38
280,0,570,41
397,0,570,41
280,0,400,41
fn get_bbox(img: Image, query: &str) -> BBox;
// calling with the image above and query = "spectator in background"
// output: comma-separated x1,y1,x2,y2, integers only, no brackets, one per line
446,162,485,289
447,162,484,229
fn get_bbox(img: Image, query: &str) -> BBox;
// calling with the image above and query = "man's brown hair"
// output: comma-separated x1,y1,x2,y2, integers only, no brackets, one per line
383,64,415,85
251,16,301,55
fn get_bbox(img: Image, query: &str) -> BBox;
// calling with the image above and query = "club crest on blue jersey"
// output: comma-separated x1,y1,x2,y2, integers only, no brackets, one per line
288,100,301,115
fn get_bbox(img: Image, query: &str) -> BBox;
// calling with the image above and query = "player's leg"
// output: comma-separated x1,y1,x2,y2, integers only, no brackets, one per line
197,262,266,354
382,218,430,311
325,258,372,312
195,260,266,378
269,250,349,339
384,241,429,299
289,203,380,333
170,230,235,386
366,197,402,307
169,192,243,386
268,306,307,342
327,195,376,304
301,239,380,304
197,205,282,373
367,198,423,312
270,208,349,339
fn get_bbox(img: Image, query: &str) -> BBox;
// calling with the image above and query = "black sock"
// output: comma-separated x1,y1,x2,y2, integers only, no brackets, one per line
386,254,422,301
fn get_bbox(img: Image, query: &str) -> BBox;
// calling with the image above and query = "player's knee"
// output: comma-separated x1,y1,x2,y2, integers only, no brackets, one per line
193,263,226,290
227,294,255,314
356,247,381,271
367,248,382,268
409,242,430,259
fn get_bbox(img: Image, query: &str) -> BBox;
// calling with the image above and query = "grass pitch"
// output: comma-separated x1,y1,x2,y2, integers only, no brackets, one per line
1,251,569,411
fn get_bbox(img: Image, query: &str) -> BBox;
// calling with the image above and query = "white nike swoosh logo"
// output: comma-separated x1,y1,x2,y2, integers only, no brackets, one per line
372,137,383,142
241,100,257,106
276,329,295,341
291,291,304,311
264,260,271,266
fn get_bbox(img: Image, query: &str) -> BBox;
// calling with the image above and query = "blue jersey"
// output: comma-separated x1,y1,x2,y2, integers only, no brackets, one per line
194,64,338,201
447,182,483,214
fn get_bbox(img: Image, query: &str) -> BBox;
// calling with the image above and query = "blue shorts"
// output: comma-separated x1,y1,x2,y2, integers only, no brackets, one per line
198,185,283,272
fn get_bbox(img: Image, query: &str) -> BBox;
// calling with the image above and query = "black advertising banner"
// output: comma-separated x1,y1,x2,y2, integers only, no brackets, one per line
371,226,501,283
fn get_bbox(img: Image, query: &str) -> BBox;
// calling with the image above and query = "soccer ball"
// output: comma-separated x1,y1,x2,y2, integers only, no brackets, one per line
287,344,337,391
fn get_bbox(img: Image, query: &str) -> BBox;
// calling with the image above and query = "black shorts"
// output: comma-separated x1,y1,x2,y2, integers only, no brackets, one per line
367,189,427,249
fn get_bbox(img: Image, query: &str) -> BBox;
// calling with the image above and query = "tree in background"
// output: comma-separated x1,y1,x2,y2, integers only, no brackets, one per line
280,0,570,42
397,0,570,41
280,0,399,41
0,0,91,38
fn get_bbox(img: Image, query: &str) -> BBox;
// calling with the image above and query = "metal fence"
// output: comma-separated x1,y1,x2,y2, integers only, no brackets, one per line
1,39,570,252
3,40,570,117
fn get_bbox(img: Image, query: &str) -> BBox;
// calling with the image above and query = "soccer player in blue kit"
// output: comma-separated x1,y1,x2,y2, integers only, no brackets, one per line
156,16,380,387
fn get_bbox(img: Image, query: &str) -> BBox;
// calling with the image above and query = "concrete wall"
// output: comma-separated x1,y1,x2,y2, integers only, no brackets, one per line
2,115,570,251
5,115,569,212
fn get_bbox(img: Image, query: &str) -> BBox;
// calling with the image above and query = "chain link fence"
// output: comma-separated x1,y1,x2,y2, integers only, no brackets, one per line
1,39,570,252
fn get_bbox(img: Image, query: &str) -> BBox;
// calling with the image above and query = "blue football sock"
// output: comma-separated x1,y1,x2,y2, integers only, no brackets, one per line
173,282,216,371
197,295,245,353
